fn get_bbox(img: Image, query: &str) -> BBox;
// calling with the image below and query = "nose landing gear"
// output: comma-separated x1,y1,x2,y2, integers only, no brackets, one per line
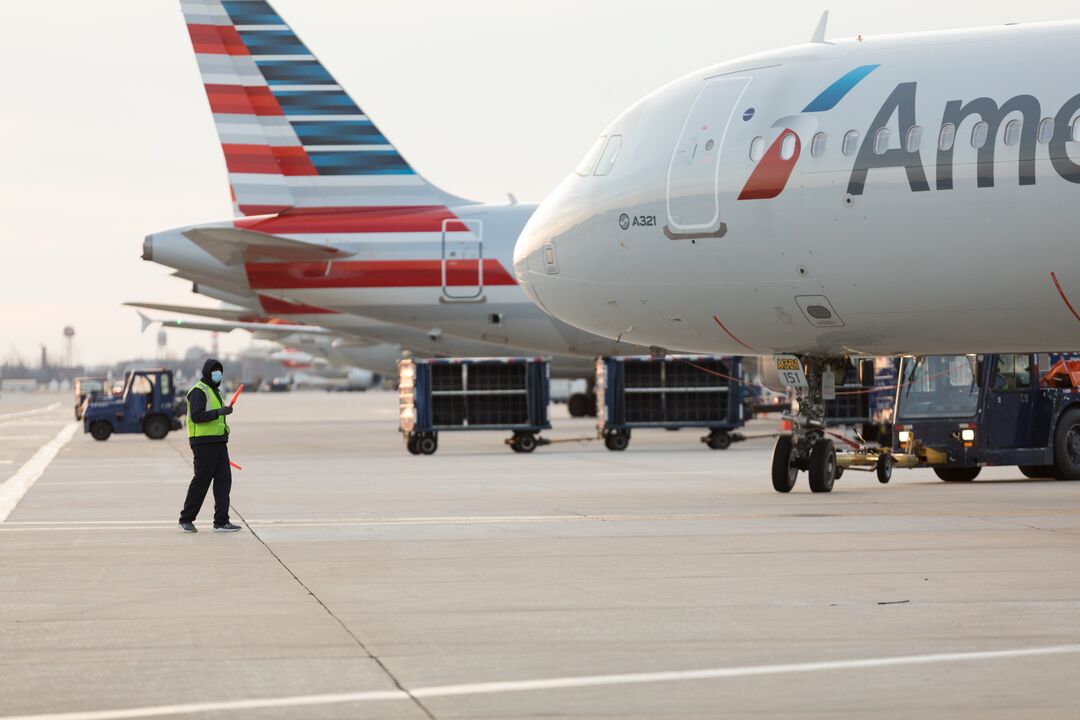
770,356,840,493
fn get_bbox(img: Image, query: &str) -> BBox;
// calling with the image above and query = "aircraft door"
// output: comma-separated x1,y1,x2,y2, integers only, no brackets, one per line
441,218,483,301
987,354,1036,449
666,76,752,233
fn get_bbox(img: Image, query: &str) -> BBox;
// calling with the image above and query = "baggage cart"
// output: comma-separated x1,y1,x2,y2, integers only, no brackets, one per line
596,356,746,451
399,357,551,454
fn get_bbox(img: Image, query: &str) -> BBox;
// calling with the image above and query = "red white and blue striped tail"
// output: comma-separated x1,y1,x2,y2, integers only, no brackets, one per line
180,0,470,216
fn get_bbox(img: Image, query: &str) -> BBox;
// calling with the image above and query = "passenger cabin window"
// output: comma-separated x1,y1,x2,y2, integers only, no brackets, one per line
1038,118,1055,144
1072,116,1080,142
593,135,623,176
873,128,890,155
779,132,797,160
575,136,607,176
993,354,1032,391
810,132,827,157
842,130,859,156
1003,119,1021,147
749,136,765,162
938,123,956,151
971,121,989,148
905,125,922,152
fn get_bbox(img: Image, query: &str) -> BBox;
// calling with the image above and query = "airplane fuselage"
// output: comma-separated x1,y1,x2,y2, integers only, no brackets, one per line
146,201,640,368
515,22,1080,357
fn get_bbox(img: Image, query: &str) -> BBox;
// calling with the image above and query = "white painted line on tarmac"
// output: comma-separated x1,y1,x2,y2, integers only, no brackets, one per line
0,403,61,421
3,506,1080,532
0,690,411,720
3,644,1079,720
0,422,79,523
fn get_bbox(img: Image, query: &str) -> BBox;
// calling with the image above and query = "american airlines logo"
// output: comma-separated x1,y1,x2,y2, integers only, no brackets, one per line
739,66,1080,200
847,83,1080,195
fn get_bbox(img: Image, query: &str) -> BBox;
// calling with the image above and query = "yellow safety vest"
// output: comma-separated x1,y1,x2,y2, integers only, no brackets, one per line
187,381,229,439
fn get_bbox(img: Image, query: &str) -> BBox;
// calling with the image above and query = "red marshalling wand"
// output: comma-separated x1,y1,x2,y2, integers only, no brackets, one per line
228,384,245,471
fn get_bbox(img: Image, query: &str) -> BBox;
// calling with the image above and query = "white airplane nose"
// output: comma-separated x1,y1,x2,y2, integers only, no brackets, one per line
512,202,557,315
513,179,629,341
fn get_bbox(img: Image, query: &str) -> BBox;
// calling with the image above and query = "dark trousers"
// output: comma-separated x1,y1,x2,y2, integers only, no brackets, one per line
180,443,232,526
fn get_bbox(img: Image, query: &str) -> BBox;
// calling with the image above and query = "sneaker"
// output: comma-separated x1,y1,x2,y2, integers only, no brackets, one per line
213,522,242,532
178,522,197,533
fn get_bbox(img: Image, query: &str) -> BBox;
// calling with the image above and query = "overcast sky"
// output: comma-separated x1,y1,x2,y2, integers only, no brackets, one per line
3,0,1078,365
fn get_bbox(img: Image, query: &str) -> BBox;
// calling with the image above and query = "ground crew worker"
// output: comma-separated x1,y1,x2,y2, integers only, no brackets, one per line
178,358,241,533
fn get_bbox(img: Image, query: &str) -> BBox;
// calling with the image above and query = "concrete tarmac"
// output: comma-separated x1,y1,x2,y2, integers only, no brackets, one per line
2,391,1080,719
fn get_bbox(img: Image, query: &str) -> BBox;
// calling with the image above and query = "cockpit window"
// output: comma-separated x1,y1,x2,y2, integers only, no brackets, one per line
593,135,623,176
575,136,607,176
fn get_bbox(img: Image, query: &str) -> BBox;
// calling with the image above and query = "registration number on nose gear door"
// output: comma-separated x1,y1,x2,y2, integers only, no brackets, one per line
774,355,808,388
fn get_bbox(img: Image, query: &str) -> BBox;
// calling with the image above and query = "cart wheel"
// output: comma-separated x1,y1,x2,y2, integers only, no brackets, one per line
418,435,438,455
605,432,629,452
808,438,837,493
876,454,893,484
406,435,422,455
90,421,112,442
933,466,980,482
516,434,538,453
707,430,732,450
143,415,170,440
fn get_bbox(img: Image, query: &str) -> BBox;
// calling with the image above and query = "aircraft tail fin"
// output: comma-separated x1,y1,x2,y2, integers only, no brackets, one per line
180,0,470,215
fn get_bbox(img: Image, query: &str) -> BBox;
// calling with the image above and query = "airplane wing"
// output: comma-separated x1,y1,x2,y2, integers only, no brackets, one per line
125,302,258,322
182,227,353,266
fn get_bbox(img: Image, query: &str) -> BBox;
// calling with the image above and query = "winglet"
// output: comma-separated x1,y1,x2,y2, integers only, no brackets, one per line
810,10,829,43
137,311,154,334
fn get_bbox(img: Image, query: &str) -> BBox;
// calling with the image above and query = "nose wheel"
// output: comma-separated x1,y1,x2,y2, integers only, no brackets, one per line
807,438,837,493
771,435,798,492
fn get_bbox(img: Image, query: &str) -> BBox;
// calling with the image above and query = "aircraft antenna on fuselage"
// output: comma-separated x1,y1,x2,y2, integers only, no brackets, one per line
810,11,830,43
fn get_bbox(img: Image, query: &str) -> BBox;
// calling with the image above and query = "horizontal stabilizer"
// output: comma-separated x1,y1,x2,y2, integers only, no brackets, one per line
125,302,256,323
182,227,352,266
154,316,335,337
170,271,256,298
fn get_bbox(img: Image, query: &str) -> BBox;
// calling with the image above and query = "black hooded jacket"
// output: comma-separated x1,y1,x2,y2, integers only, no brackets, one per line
188,358,229,446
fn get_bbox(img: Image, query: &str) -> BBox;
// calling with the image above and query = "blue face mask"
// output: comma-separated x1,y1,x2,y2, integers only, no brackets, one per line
210,370,223,383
